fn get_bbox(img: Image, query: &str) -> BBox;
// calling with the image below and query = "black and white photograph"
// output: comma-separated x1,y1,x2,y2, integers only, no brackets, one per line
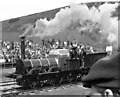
0,0,119,97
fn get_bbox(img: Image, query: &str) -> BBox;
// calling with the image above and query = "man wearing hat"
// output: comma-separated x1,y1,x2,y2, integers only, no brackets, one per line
82,52,120,97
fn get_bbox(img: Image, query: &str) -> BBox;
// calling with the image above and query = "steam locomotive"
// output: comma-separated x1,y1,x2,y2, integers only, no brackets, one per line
12,36,107,89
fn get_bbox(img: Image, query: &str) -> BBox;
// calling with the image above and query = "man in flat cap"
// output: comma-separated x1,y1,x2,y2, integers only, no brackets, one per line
82,52,120,97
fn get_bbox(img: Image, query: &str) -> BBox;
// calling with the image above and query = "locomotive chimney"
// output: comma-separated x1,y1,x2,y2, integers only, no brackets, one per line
20,35,25,59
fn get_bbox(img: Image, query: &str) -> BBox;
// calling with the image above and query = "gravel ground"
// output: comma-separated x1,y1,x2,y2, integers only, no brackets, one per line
17,83,91,95
29,84,90,95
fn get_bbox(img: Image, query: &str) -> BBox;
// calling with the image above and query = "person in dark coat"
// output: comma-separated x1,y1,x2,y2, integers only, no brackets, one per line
82,52,120,97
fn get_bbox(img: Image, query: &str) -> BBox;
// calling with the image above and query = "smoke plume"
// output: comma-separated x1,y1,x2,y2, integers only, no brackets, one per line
22,2,119,48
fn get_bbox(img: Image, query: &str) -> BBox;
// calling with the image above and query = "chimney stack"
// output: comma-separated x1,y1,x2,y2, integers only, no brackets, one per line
20,36,25,59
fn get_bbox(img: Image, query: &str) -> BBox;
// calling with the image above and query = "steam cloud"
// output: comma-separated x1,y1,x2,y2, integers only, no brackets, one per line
22,2,119,49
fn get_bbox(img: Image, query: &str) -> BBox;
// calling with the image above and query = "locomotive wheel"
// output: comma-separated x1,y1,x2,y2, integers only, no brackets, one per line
21,80,26,86
67,73,74,83
28,68,45,89
36,76,44,88
38,81,44,87
21,79,30,89
76,73,82,81
29,81,37,89
48,66,61,85
48,78,56,86
59,77,63,84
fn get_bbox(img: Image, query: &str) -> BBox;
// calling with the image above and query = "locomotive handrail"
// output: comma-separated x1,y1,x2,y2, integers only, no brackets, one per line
46,58,51,68
38,59,42,67
29,60,33,68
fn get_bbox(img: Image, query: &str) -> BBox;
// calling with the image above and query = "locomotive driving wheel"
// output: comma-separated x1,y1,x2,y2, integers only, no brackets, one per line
16,75,29,89
47,77,56,86
21,79,30,89
48,66,61,85
29,81,37,89
59,76,63,84
67,73,74,83
28,68,45,88
76,73,82,81
36,75,44,88
38,80,44,88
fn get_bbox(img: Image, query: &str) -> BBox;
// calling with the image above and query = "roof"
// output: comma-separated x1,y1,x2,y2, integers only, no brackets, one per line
49,49,69,56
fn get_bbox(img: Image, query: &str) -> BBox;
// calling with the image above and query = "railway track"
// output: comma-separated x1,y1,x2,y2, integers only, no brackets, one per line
0,81,20,91
0,80,22,96
0,79,89,96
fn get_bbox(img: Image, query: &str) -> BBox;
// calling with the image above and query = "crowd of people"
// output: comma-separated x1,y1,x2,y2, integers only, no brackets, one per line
0,39,119,96
0,38,105,64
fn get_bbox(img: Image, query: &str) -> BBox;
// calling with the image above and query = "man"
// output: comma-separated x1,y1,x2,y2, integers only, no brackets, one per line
82,52,120,97
106,45,113,55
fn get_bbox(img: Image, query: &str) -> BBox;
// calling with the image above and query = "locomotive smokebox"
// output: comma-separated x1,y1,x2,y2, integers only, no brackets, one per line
20,35,25,59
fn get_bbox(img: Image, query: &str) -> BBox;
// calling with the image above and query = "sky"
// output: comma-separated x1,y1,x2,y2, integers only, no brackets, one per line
0,0,118,21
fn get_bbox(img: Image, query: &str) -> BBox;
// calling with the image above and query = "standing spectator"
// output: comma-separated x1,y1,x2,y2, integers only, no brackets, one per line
106,45,113,55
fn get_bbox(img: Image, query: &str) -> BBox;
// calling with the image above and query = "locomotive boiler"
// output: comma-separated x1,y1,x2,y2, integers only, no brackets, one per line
13,36,107,89
15,49,82,88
